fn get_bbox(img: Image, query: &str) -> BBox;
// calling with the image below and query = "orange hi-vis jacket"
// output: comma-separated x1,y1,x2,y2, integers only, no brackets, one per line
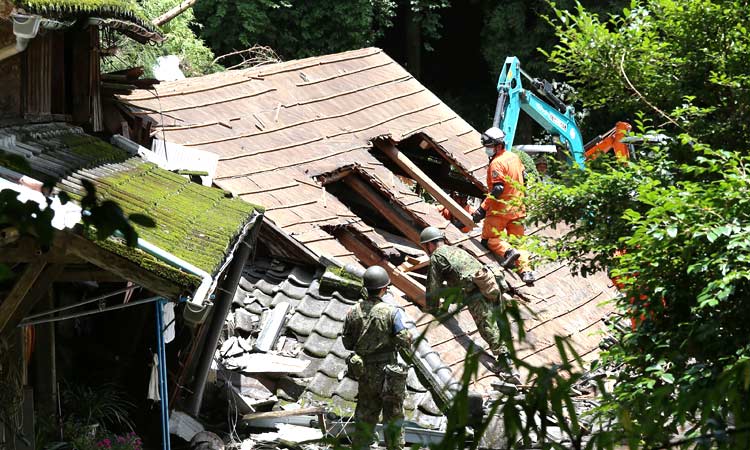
480,149,526,239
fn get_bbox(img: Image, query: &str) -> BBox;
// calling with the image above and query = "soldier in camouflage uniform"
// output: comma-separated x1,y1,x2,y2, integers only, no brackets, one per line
342,266,413,450
420,226,511,365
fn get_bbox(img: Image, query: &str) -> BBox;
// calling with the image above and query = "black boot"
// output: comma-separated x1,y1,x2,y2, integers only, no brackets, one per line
500,248,520,268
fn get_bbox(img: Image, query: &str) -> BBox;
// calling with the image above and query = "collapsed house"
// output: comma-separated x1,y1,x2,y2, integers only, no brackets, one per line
0,3,266,449
113,48,620,446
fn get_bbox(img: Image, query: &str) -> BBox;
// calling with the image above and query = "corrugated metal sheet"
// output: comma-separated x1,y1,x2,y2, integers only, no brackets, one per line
117,48,617,391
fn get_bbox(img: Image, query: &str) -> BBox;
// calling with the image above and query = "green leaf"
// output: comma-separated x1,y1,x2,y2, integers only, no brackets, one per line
660,373,675,384
666,226,677,238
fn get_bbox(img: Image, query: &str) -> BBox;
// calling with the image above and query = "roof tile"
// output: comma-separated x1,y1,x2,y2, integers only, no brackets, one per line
288,266,315,287
329,336,352,360
296,295,329,318
307,372,338,398
250,289,275,308
254,279,279,297
333,377,359,402
287,312,318,339
318,353,346,379
322,297,353,322
278,279,309,300
313,315,343,339
298,353,325,379
303,331,336,358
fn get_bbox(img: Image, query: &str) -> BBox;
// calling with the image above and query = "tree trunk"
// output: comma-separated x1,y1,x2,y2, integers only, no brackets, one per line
405,7,422,78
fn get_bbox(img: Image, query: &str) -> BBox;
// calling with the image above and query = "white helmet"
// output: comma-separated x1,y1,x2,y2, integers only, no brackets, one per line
481,127,506,147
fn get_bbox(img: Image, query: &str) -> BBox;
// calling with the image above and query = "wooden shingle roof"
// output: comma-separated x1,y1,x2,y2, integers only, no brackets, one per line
117,48,617,390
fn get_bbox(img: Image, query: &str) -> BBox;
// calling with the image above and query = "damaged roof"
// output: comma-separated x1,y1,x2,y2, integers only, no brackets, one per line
0,122,260,292
5,0,163,43
222,257,454,430
116,47,491,264
116,48,618,386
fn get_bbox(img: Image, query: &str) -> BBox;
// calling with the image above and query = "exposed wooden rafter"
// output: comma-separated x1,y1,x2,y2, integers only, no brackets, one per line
332,228,426,307
375,140,475,230
342,175,422,244
0,260,65,337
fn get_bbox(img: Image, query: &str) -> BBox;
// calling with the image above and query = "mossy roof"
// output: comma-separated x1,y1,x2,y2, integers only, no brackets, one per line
0,122,263,288
66,159,261,277
12,0,156,34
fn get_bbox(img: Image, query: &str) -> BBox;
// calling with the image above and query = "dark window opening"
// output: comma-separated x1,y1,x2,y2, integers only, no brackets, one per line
369,134,485,199
321,172,426,267
324,177,411,238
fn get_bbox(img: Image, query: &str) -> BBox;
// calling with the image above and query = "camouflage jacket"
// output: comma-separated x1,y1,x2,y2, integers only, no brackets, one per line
426,244,483,309
342,294,412,362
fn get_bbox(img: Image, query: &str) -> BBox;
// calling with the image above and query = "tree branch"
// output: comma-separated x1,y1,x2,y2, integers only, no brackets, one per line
652,425,750,449
152,0,198,27
619,52,685,131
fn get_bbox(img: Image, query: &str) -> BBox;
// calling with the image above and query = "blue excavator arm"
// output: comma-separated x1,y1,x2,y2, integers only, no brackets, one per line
492,56,586,168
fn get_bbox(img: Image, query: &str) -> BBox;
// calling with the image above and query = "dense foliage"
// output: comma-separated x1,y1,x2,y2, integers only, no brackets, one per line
102,0,219,77
545,0,750,151
524,1,750,447
193,0,396,62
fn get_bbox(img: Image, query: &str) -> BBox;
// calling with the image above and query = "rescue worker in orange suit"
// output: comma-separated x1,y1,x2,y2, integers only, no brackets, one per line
472,127,535,285
438,192,473,233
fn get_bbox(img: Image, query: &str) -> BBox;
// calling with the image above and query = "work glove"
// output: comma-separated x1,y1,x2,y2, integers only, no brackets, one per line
489,183,505,198
472,207,486,223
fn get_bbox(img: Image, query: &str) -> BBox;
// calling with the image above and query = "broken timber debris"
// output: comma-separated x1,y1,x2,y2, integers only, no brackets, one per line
223,352,310,374
253,301,290,352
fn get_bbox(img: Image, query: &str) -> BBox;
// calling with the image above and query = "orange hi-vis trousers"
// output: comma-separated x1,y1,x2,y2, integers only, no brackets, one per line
484,216,531,273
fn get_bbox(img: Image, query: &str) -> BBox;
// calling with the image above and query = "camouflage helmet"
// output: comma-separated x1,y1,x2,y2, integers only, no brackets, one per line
363,265,390,290
419,226,445,244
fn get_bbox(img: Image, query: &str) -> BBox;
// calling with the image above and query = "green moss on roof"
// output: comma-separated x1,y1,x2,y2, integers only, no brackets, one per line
13,0,154,30
86,229,203,288
319,267,363,298
60,134,129,165
87,161,261,275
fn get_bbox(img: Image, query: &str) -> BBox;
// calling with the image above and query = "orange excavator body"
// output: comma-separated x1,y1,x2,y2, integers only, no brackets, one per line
584,121,632,161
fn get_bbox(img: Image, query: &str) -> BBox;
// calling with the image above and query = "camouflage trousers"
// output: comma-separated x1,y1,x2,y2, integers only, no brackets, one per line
467,267,508,356
467,295,506,356
353,360,407,450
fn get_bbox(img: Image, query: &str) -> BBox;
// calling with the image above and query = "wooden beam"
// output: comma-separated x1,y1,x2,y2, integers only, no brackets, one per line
419,135,487,194
398,256,430,273
242,407,323,422
66,234,183,299
0,259,48,336
376,140,475,229
0,237,81,264
7,264,66,335
57,265,126,282
342,175,422,244
333,228,426,307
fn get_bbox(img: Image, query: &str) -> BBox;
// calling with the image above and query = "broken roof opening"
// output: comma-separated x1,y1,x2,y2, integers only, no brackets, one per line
370,134,485,199
318,169,425,247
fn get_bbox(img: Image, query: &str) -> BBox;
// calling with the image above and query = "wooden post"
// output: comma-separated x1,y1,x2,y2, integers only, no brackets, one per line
334,228,426,306
33,290,57,418
341,175,422,244
375,141,475,229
